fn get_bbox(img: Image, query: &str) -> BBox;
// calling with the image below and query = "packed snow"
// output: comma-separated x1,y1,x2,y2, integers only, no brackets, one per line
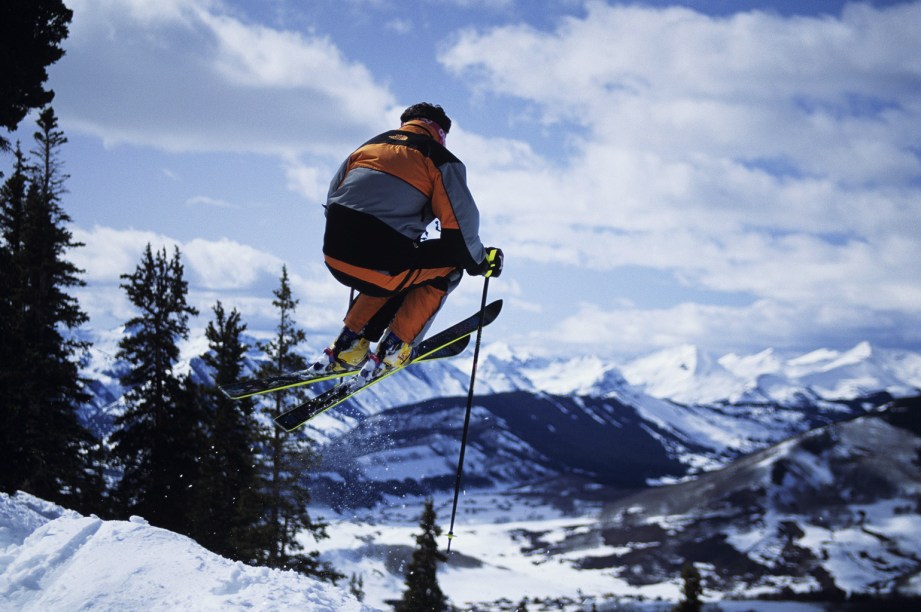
0,492,370,611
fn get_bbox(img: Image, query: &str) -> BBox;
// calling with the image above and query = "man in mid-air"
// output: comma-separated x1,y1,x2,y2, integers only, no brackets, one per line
313,102,503,379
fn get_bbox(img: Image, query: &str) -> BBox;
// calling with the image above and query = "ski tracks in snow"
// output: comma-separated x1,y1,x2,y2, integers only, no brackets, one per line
0,492,372,611
1,514,103,594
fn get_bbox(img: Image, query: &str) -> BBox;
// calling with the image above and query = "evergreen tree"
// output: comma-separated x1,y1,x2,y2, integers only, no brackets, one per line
349,573,365,603
395,498,448,612
111,243,203,532
1,1,73,151
191,301,266,562
255,266,340,582
0,109,103,512
674,561,703,612
0,148,30,486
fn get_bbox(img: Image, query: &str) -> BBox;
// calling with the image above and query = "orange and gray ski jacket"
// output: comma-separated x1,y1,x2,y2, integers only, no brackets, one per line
323,120,487,286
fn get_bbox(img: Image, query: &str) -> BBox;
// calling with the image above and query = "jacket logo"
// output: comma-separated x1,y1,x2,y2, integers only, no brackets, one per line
389,134,409,141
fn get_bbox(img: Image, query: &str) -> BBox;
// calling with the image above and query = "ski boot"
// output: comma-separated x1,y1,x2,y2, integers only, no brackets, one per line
357,330,414,381
310,327,370,374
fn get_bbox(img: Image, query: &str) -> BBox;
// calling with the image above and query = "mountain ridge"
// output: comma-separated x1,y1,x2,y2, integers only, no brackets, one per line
547,397,921,598
79,330,921,501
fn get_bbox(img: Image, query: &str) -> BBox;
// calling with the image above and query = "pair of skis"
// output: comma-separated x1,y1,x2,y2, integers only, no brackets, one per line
220,300,503,432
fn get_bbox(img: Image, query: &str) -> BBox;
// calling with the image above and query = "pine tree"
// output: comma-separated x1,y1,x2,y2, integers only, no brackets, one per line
110,243,203,532
674,561,703,612
191,301,266,562
255,266,340,582
0,109,103,512
395,498,448,612
349,573,365,603
0,147,30,491
1,1,73,151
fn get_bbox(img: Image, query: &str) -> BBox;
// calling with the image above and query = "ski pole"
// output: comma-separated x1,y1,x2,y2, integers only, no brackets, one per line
446,275,490,552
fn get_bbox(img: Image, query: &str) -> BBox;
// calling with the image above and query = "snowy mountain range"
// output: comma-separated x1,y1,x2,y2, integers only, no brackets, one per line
81,335,921,498
284,340,916,511
549,397,921,601
66,332,921,607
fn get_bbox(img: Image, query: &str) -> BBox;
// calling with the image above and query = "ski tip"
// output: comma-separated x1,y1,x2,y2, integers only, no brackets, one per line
218,387,245,400
482,298,503,324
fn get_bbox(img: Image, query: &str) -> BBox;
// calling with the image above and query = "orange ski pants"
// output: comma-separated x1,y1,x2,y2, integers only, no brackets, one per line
326,255,460,344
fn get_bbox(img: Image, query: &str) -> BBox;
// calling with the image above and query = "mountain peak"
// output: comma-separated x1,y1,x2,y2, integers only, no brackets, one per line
826,340,874,369
719,347,782,379
619,344,746,404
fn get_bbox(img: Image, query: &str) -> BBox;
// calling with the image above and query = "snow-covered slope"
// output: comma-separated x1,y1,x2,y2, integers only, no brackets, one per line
545,397,921,599
0,492,370,611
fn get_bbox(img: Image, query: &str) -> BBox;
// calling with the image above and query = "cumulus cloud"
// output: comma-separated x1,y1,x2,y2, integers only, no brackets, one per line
70,226,179,283
441,2,921,351
69,226,346,334
531,298,921,358
282,156,334,203
41,0,921,356
182,237,283,289
54,0,396,156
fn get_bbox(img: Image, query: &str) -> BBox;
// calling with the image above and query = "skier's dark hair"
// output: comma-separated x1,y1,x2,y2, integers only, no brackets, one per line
400,103,451,134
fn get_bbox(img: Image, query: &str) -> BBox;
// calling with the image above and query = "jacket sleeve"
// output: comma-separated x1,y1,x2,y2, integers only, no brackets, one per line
431,160,487,270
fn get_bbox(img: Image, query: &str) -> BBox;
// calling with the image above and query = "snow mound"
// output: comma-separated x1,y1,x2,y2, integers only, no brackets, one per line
0,492,372,611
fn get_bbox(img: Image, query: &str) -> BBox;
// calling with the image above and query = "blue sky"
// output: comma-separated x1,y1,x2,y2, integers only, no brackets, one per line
7,0,921,359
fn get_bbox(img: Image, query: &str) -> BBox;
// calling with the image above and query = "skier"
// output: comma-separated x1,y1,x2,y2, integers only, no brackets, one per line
314,102,502,379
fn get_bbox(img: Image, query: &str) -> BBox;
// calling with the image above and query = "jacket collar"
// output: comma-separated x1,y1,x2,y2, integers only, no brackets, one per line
400,119,446,145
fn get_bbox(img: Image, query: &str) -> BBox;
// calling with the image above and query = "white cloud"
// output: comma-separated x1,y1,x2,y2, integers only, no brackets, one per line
441,1,921,340
385,18,412,35
283,156,333,203
182,237,283,289
55,0,396,156
531,298,921,358
185,195,234,208
72,286,136,330
70,226,179,283
68,226,347,335
43,1,921,356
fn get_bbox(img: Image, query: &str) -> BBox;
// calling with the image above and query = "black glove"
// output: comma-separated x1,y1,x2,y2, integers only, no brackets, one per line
470,247,503,278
